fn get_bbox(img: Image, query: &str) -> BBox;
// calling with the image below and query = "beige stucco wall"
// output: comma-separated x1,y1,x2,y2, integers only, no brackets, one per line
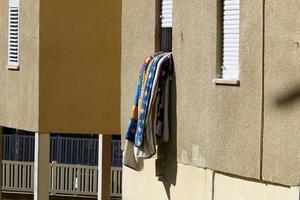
39,0,121,134
214,172,299,200
123,161,299,200
172,0,263,178
0,0,40,131
121,0,160,137
121,0,263,179
122,160,210,200
263,0,300,185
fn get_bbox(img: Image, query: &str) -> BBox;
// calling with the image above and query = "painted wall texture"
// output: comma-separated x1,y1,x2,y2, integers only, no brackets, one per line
0,0,40,131
121,0,300,190
39,0,121,134
263,0,300,185
121,0,263,181
121,0,160,137
123,161,299,200
0,0,121,134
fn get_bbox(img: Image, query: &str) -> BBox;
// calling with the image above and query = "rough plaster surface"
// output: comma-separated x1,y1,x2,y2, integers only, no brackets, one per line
121,0,159,145
263,1,300,185
172,0,263,179
121,0,263,179
0,0,40,131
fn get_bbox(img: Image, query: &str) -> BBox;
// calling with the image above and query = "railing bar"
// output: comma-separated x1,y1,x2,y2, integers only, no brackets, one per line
60,166,64,192
63,166,66,191
12,165,17,187
14,164,17,188
8,163,11,187
93,168,97,193
56,165,59,192
49,164,52,193
117,170,120,194
90,169,93,193
28,165,33,189
63,167,67,191
26,164,28,189
77,168,81,192
2,163,5,188
86,168,89,193
113,168,116,195
1,161,120,197
22,165,26,188
57,166,60,192
79,168,82,193
84,168,88,193
90,169,93,192
53,164,57,193
81,168,84,192
18,165,23,188
88,168,91,192
67,166,71,191
57,165,60,192
60,166,63,192
114,168,117,195
29,164,32,190
119,170,122,194
110,168,113,195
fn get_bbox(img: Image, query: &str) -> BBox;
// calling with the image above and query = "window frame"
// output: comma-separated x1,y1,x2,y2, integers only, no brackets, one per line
7,0,20,70
214,0,240,85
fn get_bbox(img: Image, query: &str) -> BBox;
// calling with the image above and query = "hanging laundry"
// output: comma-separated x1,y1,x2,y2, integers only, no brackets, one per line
123,52,173,171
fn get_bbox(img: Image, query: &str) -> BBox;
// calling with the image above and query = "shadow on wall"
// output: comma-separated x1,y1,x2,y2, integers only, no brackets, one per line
275,84,300,106
156,61,178,200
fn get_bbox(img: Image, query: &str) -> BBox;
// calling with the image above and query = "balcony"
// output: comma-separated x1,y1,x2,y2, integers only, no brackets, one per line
2,160,122,199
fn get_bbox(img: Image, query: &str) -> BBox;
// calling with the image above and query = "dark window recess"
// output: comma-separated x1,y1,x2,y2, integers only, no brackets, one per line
161,28,172,52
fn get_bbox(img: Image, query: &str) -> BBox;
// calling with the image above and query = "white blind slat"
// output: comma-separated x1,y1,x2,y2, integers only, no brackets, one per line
222,0,239,80
161,0,172,28
8,0,19,67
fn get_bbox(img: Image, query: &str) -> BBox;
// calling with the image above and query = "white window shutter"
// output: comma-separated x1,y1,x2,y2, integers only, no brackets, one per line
161,0,172,28
8,0,20,67
222,0,239,80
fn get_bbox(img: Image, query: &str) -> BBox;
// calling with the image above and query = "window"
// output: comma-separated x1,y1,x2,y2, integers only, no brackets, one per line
8,0,20,68
222,0,239,80
160,0,172,52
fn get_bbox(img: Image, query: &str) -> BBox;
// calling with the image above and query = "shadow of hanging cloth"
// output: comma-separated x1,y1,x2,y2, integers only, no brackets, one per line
155,59,178,200
275,84,300,106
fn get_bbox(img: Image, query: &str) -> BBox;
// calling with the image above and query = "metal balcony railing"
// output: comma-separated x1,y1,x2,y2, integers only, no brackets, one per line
110,167,122,197
3,131,123,167
2,160,122,198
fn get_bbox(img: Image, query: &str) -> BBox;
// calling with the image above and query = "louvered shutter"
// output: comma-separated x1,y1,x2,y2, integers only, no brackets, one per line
8,0,20,67
222,0,239,80
161,0,172,28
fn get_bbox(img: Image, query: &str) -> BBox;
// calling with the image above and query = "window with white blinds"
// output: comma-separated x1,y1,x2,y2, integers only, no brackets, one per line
161,0,172,28
8,0,20,68
161,0,172,52
222,0,239,80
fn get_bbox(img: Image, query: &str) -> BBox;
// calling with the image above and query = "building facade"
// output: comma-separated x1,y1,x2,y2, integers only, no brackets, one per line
0,0,121,199
121,0,300,199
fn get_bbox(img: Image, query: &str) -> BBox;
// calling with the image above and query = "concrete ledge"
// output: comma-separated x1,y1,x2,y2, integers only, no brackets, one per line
6,65,19,70
213,78,240,85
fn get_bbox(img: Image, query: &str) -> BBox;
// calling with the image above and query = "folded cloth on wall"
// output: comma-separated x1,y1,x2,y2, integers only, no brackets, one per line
123,52,173,171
